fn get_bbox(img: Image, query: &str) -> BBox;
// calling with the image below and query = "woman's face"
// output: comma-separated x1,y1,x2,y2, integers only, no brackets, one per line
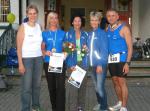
49,14,59,27
72,17,82,30
27,9,38,23
90,16,100,29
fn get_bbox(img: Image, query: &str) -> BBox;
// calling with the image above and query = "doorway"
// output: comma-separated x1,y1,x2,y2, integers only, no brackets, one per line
44,0,61,28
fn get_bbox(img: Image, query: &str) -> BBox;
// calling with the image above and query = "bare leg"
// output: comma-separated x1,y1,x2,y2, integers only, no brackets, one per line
112,77,122,102
118,77,128,107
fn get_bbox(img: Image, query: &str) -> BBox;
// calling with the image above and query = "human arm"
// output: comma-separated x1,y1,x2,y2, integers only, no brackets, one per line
98,32,109,66
97,32,108,74
41,42,52,57
16,24,25,74
121,25,133,74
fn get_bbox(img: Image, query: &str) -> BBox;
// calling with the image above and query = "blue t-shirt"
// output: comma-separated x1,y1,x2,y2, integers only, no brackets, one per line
42,29,65,63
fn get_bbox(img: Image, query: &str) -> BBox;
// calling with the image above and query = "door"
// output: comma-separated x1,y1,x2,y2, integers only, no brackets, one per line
105,0,132,26
44,0,61,28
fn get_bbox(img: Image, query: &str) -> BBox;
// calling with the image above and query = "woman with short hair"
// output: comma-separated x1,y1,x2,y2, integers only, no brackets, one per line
17,4,43,111
88,11,109,111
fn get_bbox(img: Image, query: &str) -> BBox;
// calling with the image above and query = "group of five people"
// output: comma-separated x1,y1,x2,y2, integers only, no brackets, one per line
17,4,132,111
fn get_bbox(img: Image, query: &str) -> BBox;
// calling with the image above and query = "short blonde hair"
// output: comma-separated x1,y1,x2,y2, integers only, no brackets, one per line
90,11,102,21
46,11,59,29
26,4,38,14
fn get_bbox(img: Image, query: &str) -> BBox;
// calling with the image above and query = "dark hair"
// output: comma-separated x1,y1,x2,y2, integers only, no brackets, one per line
98,10,103,13
70,15,85,27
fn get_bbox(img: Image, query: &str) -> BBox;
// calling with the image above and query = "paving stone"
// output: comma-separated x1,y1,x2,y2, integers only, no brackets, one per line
0,77,150,111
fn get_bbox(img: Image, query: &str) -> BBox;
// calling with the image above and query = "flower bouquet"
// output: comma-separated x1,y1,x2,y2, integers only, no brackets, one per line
81,44,88,57
63,42,76,54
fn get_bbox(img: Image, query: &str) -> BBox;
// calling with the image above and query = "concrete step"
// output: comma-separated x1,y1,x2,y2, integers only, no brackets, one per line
106,60,150,77
128,68,150,77
130,60,150,68
128,60,150,77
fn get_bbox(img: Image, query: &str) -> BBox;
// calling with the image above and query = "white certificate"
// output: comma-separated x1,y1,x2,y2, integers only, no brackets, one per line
68,65,86,88
48,53,64,73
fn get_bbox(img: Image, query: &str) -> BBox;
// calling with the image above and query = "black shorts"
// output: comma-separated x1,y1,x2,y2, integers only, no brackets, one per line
108,62,127,77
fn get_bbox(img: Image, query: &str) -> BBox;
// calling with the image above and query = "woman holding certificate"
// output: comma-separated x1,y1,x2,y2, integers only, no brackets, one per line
65,15,88,111
41,12,66,111
88,11,109,111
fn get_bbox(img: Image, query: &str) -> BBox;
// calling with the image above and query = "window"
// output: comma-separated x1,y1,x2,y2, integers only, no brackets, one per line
48,0,56,11
0,0,10,22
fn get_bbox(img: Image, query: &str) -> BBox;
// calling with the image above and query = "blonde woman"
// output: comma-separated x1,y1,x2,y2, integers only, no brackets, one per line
87,11,108,111
17,4,43,111
41,12,66,111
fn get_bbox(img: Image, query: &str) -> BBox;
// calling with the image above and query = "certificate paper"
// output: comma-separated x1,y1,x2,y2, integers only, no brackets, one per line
68,65,86,88
48,53,64,73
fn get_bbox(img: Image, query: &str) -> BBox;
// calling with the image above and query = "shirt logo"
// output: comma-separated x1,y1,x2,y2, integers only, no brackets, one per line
113,35,117,39
28,35,34,37
48,38,53,41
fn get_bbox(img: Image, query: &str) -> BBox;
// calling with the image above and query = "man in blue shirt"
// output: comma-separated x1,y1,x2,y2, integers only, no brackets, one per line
106,9,133,111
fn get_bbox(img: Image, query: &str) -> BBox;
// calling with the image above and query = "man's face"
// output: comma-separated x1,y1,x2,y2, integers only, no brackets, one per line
106,11,119,25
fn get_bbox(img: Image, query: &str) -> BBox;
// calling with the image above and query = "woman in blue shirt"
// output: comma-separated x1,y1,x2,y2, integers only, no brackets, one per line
65,15,88,111
41,12,66,111
88,11,109,111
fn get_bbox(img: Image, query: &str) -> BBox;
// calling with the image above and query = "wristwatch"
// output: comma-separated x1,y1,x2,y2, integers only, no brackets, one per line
126,62,131,65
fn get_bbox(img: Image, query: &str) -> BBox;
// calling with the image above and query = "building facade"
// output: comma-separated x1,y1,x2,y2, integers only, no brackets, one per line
0,0,150,41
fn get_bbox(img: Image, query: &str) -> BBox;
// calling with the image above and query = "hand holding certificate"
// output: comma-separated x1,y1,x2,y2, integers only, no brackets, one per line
48,53,64,73
68,65,86,88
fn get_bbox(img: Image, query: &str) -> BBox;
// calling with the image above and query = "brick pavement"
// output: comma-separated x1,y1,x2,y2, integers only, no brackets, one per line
0,77,150,111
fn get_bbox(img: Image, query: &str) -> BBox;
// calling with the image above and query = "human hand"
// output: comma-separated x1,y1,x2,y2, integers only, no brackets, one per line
19,64,25,75
96,66,103,74
63,52,68,60
45,51,52,56
70,66,76,71
123,63,129,75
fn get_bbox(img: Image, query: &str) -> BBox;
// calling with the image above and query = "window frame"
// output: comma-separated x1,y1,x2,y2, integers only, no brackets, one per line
0,0,10,23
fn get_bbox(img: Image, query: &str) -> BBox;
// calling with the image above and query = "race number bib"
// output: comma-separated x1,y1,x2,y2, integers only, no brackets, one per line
108,53,120,63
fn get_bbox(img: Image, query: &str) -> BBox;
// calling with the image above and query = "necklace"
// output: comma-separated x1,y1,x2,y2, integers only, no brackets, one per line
110,21,119,30
49,30,57,52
